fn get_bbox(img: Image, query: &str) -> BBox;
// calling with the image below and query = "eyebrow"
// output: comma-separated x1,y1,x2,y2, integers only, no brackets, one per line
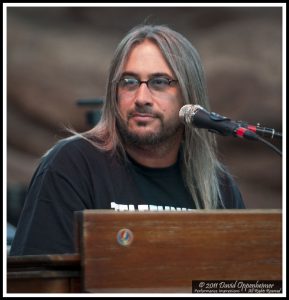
121,71,174,79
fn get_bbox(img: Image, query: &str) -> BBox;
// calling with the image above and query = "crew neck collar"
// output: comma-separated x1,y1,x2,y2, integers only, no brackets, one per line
126,152,180,175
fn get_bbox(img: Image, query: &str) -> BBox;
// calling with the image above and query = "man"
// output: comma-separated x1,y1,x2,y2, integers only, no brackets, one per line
10,24,244,256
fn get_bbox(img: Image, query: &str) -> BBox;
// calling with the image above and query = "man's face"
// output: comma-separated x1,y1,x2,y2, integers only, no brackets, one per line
117,39,184,146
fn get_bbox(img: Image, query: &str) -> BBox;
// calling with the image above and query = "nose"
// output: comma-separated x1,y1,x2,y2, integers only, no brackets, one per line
134,82,153,106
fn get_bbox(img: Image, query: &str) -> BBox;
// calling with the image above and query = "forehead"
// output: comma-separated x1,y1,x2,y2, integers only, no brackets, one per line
122,40,173,77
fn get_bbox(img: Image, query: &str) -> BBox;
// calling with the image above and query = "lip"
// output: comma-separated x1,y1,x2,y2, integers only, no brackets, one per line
130,113,156,121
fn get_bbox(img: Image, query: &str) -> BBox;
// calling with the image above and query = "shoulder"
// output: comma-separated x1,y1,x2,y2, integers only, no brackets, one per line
39,136,115,173
43,135,97,157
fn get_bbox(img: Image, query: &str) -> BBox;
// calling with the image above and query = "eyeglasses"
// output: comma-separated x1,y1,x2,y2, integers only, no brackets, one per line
118,76,178,96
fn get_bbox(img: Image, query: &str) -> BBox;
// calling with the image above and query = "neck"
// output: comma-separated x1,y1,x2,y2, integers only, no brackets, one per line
125,136,182,168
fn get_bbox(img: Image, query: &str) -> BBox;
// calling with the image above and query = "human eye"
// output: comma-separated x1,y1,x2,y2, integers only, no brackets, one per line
119,77,139,90
149,77,170,91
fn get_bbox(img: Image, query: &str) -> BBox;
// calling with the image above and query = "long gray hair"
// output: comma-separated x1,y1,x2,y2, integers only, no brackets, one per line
83,24,225,209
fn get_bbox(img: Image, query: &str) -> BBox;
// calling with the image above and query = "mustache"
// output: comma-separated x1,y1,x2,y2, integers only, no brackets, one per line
127,107,163,120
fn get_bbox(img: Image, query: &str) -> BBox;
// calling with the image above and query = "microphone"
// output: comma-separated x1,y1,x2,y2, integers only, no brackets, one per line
179,104,259,140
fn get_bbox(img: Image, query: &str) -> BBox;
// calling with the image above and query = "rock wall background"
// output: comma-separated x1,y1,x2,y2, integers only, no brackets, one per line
6,6,283,225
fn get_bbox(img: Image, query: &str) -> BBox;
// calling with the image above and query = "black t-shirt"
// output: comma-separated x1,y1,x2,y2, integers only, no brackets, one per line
10,137,245,256
127,154,195,210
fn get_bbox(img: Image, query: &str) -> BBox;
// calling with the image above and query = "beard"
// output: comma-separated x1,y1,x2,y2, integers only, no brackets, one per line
117,107,183,148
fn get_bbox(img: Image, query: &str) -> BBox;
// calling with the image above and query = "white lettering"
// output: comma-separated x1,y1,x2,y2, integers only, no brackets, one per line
119,204,128,211
110,202,193,212
138,204,149,211
149,205,158,211
129,205,135,211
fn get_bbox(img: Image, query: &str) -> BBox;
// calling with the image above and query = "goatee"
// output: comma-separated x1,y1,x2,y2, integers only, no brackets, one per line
117,111,183,147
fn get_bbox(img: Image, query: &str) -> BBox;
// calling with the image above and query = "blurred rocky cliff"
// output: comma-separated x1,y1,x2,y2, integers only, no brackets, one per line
6,7,282,225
